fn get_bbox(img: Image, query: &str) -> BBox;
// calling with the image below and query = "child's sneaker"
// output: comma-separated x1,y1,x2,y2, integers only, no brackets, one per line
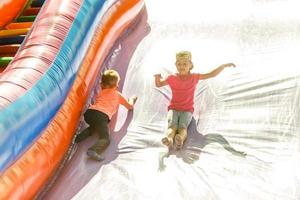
87,149,104,161
90,139,110,154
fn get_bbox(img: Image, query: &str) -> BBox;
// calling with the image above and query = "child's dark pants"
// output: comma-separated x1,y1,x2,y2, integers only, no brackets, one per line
84,109,110,140
75,109,110,154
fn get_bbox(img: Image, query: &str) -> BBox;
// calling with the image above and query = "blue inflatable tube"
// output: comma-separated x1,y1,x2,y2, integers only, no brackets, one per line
0,0,117,171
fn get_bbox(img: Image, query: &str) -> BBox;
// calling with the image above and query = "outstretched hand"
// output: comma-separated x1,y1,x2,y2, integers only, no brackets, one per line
222,63,236,68
129,96,138,104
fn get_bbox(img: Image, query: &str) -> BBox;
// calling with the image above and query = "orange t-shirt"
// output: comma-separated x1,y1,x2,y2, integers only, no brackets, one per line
89,88,132,119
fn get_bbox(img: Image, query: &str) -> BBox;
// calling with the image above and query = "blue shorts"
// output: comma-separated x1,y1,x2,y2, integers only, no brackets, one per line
167,109,193,129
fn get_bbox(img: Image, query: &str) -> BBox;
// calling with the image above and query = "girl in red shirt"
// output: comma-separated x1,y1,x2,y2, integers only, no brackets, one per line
155,51,235,150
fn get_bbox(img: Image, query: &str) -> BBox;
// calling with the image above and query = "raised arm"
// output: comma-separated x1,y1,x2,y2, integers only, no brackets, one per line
154,74,168,87
197,63,236,80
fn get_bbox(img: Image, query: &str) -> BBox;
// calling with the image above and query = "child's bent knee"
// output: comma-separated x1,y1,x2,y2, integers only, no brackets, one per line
178,127,187,132
168,126,177,132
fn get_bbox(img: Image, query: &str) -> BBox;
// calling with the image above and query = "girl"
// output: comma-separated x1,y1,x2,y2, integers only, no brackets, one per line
154,51,235,149
76,69,137,161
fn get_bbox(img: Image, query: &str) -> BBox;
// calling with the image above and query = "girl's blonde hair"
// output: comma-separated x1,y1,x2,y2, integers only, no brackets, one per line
176,50,194,69
101,69,120,88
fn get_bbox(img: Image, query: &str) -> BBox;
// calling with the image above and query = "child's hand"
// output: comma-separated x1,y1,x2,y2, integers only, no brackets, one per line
154,74,162,78
129,96,138,105
223,63,236,68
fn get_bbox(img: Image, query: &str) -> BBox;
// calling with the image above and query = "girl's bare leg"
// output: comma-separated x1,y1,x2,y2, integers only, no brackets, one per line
174,128,187,150
161,127,177,147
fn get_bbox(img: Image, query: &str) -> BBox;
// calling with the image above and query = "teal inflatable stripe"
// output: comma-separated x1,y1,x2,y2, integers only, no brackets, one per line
0,0,117,172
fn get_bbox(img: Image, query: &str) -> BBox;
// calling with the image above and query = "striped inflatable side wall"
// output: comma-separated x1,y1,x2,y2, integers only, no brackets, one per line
0,0,144,199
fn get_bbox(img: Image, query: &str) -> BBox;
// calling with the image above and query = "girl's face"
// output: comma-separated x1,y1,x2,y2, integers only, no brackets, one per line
176,59,192,75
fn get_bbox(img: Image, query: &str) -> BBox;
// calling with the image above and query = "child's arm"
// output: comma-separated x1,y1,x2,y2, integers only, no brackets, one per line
119,94,138,110
197,63,236,80
154,74,168,87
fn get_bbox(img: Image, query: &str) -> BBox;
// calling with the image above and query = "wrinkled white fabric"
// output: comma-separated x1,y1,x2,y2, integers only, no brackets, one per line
45,1,300,200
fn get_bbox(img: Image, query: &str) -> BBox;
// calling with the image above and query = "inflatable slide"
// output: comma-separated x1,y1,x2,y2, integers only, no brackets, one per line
0,0,144,199
1,0,300,199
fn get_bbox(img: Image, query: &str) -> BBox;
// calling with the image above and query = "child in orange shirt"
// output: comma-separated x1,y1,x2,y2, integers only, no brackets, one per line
75,69,137,161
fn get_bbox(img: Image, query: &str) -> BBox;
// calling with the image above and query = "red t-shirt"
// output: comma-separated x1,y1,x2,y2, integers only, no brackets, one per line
166,73,199,112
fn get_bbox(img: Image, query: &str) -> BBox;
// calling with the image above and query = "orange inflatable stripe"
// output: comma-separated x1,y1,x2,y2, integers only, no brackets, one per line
0,0,144,199
5,22,33,29
23,7,40,16
0,53,15,57
0,0,29,28
0,44,20,53
0,67,5,73
0,28,30,37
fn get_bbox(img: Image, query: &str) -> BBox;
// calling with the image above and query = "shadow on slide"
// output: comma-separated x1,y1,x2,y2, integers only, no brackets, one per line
159,118,247,171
